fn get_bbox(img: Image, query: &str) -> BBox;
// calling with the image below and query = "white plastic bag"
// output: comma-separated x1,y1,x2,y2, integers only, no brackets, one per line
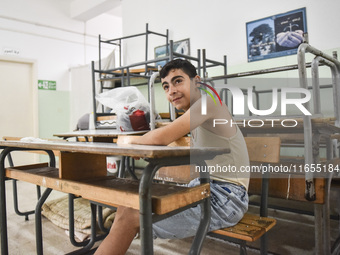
96,87,152,131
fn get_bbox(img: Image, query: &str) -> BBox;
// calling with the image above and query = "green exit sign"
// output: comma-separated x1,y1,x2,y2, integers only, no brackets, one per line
38,80,56,90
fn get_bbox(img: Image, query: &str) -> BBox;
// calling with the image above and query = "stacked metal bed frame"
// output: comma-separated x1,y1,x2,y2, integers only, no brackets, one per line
210,43,340,255
91,23,227,128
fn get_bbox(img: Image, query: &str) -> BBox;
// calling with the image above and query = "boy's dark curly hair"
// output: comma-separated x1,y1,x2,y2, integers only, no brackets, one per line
160,59,197,79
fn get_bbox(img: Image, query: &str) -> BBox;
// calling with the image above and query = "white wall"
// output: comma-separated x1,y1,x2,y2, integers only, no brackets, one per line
120,0,340,158
0,0,122,91
121,0,340,70
1,0,339,137
0,0,122,137
121,0,340,116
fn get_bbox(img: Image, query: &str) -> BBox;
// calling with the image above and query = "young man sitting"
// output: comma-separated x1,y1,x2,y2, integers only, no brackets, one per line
95,59,250,255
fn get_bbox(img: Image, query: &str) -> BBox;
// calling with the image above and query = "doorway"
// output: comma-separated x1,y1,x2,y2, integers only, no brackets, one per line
0,56,38,166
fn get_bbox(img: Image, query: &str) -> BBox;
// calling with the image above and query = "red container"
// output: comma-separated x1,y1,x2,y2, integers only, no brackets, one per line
129,109,150,131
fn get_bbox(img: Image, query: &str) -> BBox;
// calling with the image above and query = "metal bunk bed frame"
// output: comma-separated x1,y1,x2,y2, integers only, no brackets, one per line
92,24,227,129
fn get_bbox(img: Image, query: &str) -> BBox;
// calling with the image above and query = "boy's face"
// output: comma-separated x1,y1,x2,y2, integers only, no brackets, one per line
161,69,200,111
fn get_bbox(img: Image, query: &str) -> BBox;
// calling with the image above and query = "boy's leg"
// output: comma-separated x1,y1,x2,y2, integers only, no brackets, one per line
95,206,140,255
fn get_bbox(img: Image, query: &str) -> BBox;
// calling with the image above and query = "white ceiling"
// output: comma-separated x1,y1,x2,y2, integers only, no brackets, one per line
61,0,122,21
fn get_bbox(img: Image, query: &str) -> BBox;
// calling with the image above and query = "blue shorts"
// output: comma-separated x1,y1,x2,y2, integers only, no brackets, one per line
153,178,249,239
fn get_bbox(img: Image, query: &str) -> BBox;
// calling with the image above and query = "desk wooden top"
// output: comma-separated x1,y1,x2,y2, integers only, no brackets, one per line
0,140,229,159
110,67,158,74
54,129,147,138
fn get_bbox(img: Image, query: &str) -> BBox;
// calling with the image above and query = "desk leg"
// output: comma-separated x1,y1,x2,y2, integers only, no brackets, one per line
35,188,52,255
322,174,333,255
260,171,269,255
35,150,56,255
189,197,211,255
315,204,323,255
0,148,55,255
118,156,126,178
139,162,157,255
189,159,211,255
0,148,11,255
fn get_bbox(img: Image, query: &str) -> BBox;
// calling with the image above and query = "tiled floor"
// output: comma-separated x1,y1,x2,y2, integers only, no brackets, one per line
2,180,340,255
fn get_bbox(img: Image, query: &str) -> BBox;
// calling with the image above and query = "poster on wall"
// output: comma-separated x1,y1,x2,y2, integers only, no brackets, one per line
246,8,307,62
154,39,190,67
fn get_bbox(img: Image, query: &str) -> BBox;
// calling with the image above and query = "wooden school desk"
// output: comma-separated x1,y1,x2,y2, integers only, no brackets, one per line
54,129,149,178
0,139,229,255
54,129,147,143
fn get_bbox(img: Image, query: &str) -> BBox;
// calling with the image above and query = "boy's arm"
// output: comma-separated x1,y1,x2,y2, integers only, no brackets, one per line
131,97,216,146
131,111,191,145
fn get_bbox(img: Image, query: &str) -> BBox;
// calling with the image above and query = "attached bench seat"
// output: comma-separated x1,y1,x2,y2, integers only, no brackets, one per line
5,163,210,215
212,213,276,242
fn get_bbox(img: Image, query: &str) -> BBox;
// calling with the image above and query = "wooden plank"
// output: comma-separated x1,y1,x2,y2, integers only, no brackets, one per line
2,137,61,157
92,137,114,143
97,115,116,121
311,117,336,124
109,67,158,74
5,163,49,172
3,136,24,141
213,222,264,242
159,113,171,119
6,166,59,184
239,117,340,135
155,137,194,183
65,177,141,210
331,134,340,140
59,152,107,180
154,165,198,184
246,133,333,146
70,180,209,215
80,179,209,215
54,130,147,139
212,213,276,242
246,133,304,144
152,183,210,215
117,135,190,147
248,176,325,203
76,137,92,142
0,140,225,159
238,213,276,232
5,166,210,215
245,137,281,163
158,112,184,119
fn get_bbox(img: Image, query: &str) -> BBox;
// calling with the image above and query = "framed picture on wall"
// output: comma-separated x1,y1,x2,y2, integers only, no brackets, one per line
154,38,190,67
246,7,307,62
